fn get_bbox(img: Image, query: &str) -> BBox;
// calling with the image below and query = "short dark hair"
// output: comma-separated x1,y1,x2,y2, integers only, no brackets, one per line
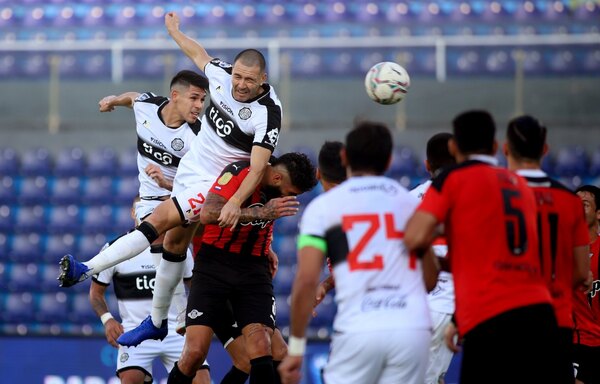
272,152,318,193
575,185,600,211
170,70,209,91
234,49,266,73
426,132,455,173
506,115,547,161
318,141,346,184
345,121,393,175
452,110,496,155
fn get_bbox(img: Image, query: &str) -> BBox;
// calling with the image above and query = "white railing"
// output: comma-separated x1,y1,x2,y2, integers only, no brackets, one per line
0,33,599,82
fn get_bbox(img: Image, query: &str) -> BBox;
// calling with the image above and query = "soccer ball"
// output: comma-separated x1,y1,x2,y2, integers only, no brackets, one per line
364,61,410,105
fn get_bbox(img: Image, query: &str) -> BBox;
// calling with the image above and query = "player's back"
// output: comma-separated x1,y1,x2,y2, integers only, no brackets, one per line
302,175,431,333
520,172,589,328
425,160,551,335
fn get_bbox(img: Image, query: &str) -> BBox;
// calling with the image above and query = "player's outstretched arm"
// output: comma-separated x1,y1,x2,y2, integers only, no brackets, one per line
98,92,139,112
200,193,299,225
165,12,213,72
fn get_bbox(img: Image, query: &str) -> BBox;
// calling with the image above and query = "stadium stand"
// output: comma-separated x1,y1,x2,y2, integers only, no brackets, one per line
0,143,596,336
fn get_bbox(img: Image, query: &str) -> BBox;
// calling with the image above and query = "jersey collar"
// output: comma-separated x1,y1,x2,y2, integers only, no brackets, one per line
468,154,498,166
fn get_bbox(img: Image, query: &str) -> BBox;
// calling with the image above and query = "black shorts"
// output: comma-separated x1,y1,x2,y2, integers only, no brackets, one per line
210,300,242,346
573,343,600,383
187,244,276,332
459,303,568,384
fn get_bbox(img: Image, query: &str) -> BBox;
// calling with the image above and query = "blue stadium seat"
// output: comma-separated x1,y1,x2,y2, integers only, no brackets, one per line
275,214,300,236
271,234,298,265
310,293,336,327
47,205,81,235
589,147,600,177
113,204,134,234
8,233,44,263
70,292,97,324
36,292,70,323
117,148,139,177
81,204,114,234
42,234,77,263
0,147,19,177
0,176,17,205
0,206,13,237
13,205,46,234
81,176,114,205
388,145,422,178
1,292,36,323
554,145,588,177
275,294,291,327
4,262,40,292
54,146,86,177
39,263,63,292
19,147,52,176
0,234,8,262
18,176,49,205
114,176,140,205
50,177,82,205
86,147,118,177
0,262,8,291
273,264,295,294
77,233,108,260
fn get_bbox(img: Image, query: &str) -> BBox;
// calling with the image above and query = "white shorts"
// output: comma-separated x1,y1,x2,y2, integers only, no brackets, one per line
171,179,213,223
323,329,430,384
116,333,208,381
424,311,454,384
134,199,162,224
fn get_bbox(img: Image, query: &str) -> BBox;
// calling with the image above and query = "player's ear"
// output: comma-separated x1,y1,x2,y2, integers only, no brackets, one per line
542,143,549,156
502,142,509,158
424,159,431,174
492,140,498,155
448,138,458,159
340,148,348,168
316,168,322,181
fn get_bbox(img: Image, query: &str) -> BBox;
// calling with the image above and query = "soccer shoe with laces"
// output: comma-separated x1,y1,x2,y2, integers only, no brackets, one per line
58,254,91,287
117,315,168,347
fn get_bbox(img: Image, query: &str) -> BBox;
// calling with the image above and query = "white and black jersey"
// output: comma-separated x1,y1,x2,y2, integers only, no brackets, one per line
93,247,193,332
133,92,201,199
299,176,432,334
174,59,282,186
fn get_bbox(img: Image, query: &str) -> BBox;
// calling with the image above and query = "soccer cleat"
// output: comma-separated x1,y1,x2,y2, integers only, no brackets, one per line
58,254,91,287
117,315,168,347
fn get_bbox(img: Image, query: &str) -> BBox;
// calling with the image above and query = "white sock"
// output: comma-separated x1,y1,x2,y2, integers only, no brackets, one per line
151,258,186,328
84,230,151,274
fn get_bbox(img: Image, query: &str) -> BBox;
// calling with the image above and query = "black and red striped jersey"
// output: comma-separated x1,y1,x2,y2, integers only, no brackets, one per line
200,160,273,257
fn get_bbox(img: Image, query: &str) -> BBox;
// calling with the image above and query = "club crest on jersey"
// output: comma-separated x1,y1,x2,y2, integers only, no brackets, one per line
211,59,232,69
120,353,129,363
218,172,233,185
171,138,184,151
238,107,252,120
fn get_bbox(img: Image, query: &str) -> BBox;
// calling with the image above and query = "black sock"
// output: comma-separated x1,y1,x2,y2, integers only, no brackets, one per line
249,355,274,384
220,365,249,384
272,360,282,384
167,361,194,384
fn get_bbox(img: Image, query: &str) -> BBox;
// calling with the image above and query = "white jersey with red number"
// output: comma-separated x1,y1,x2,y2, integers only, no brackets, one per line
300,175,432,333
410,180,455,315
174,59,282,189
93,247,193,332
133,92,200,199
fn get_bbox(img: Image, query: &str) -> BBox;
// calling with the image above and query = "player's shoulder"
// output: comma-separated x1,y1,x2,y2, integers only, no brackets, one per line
134,92,166,106
207,58,233,75
221,160,251,176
